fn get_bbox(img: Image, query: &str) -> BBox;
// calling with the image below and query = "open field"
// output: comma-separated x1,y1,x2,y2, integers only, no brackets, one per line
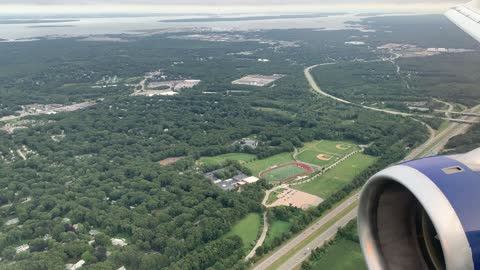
246,153,295,176
309,239,367,270
232,74,285,87
260,163,311,182
266,188,287,205
296,140,358,167
312,140,358,155
198,153,256,167
159,156,185,166
297,150,337,167
225,213,262,250
265,220,291,245
267,188,323,209
294,154,377,198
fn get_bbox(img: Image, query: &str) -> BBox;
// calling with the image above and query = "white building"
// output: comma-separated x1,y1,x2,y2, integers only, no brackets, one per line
242,176,260,184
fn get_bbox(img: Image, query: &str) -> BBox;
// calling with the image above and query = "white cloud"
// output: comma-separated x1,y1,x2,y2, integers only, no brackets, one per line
0,0,466,14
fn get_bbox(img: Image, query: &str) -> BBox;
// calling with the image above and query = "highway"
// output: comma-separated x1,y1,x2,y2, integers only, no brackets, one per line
305,64,412,117
277,207,358,270
252,194,359,270
252,65,480,270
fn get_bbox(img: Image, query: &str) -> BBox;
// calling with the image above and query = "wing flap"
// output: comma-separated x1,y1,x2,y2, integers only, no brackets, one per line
446,0,480,42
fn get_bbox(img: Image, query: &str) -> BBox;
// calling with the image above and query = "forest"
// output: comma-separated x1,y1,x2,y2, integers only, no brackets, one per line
1,14,479,269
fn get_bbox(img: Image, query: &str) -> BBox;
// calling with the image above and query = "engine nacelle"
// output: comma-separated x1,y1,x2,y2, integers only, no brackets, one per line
358,148,480,270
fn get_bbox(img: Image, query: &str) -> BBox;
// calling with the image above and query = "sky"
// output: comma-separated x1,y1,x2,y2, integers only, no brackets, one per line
0,0,467,14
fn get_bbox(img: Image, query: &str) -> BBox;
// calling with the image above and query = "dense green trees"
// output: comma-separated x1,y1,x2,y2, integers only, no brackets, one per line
0,16,457,269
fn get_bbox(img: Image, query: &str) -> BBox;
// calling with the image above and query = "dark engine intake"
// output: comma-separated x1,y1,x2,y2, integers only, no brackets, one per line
358,149,480,270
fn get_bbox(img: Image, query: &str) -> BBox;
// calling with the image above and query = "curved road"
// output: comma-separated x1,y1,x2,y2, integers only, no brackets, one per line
245,212,269,261
304,65,412,117
252,64,480,270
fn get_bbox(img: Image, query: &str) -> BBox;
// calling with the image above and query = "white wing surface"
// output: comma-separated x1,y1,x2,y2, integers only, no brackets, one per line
446,0,480,42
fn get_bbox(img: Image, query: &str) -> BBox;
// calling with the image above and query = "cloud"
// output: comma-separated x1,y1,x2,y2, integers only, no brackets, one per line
0,0,466,14
0,0,466,4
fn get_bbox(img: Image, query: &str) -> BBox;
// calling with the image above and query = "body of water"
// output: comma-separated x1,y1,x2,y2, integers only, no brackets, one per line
0,13,366,41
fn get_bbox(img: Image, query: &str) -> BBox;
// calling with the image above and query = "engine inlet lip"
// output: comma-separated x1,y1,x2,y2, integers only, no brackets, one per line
358,165,474,270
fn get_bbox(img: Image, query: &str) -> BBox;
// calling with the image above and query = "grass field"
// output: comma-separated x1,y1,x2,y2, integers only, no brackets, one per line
266,188,287,205
262,164,308,182
297,150,337,167
310,239,367,270
264,220,291,245
295,153,376,198
314,141,358,155
225,213,262,250
246,152,295,176
199,153,256,167
296,140,359,167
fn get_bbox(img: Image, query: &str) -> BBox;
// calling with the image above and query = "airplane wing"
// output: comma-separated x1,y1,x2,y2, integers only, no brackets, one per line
446,0,480,42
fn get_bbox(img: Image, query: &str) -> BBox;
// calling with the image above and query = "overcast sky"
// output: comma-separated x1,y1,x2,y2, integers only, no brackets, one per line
0,0,466,14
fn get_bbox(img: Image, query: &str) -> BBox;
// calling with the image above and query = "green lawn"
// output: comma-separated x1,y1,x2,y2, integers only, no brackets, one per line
246,152,295,176
266,188,287,205
225,213,262,250
297,150,338,167
313,140,358,155
199,153,256,167
264,220,291,245
262,164,307,182
295,153,376,198
311,239,367,270
296,140,359,167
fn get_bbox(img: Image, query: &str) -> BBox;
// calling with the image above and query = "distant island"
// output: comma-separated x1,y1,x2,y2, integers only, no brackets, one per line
159,13,345,23
0,19,79,25
28,25,75,28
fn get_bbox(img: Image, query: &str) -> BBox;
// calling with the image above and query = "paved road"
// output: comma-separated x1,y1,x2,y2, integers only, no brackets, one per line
305,65,412,117
423,105,480,157
246,212,269,260
433,98,454,118
277,207,358,270
252,194,359,270
252,65,480,270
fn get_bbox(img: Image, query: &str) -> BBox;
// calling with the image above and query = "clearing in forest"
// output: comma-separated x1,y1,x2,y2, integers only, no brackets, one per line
225,213,262,250
198,153,256,167
266,187,323,209
159,157,185,166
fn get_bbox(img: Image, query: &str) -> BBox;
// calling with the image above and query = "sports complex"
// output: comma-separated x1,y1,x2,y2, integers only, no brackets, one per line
259,162,314,183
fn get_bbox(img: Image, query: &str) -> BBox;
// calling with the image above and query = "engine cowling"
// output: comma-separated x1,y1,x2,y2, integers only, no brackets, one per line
358,148,480,270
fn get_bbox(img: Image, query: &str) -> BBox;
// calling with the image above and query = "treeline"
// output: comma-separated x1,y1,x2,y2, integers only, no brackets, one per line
0,26,430,269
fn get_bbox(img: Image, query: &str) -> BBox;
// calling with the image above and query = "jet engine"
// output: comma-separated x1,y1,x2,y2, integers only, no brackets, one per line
358,148,480,270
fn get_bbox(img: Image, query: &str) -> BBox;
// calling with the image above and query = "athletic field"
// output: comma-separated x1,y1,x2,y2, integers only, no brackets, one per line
199,153,256,167
260,162,313,182
296,140,359,167
295,153,376,198
245,152,295,176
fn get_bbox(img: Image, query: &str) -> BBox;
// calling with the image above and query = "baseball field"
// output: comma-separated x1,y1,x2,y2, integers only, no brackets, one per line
296,140,359,167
